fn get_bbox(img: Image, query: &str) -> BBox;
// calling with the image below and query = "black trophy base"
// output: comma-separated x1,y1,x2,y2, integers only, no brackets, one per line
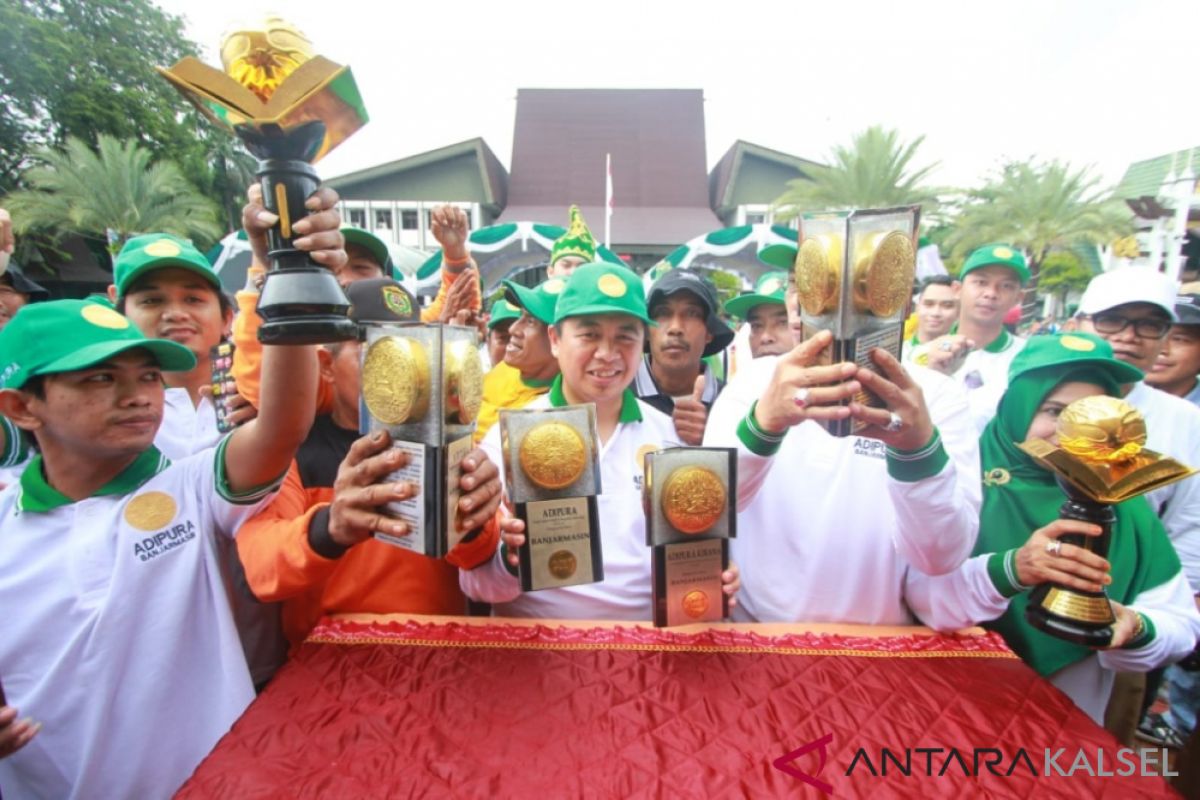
653,539,729,627
257,267,356,345
1025,589,1115,648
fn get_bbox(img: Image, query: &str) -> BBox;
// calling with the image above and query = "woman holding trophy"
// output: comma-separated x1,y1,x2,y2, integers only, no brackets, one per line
907,333,1200,722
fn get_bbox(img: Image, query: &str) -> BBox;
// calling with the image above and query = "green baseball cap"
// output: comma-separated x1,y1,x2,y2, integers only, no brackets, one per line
1008,332,1143,385
502,276,569,325
0,300,196,390
757,243,798,271
960,243,1030,284
725,271,788,319
342,226,393,274
487,297,521,330
114,233,221,299
553,262,652,326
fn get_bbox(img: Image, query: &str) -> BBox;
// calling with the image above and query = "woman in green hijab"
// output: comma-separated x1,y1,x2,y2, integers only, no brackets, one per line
907,333,1200,722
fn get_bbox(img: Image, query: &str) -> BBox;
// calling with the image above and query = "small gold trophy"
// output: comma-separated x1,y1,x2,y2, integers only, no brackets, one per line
796,207,919,436
159,16,368,344
360,323,483,558
1019,395,1197,646
499,406,603,591
643,448,736,627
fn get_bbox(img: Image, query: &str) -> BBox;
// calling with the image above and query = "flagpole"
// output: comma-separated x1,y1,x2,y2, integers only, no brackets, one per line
604,153,612,249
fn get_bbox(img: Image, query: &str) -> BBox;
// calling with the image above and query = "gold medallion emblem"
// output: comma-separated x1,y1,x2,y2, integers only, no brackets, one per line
361,336,430,424
444,339,484,424
852,231,915,317
760,278,782,296
548,549,578,580
992,246,1014,259
682,590,710,619
81,304,131,330
597,273,627,298
661,466,727,535
143,239,182,258
543,278,566,295
1059,335,1096,352
795,235,841,315
124,491,178,531
519,421,587,489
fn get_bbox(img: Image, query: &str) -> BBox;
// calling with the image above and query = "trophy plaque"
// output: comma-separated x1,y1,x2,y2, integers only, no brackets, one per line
499,405,603,591
1019,394,1196,646
160,16,368,344
360,322,483,558
796,206,920,436
643,447,735,626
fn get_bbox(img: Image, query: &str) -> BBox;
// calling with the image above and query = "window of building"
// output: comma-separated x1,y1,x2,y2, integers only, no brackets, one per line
745,211,767,226
401,210,419,230
347,208,366,228
375,209,393,229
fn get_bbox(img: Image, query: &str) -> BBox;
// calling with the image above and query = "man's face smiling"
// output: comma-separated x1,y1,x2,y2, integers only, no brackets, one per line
549,314,644,406
505,311,557,381
122,268,230,360
916,284,958,340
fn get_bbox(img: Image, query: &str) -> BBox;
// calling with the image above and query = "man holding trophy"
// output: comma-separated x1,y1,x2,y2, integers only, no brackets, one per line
706,209,982,626
462,262,740,619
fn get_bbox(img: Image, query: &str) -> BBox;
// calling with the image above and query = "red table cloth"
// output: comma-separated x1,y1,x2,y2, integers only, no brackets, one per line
177,616,1179,798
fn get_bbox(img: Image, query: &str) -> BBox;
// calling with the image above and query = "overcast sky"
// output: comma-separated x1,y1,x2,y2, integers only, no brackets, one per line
158,0,1200,191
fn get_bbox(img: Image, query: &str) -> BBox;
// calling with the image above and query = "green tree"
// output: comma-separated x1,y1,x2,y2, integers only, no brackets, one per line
772,126,943,220
1037,250,1093,308
0,0,222,194
945,159,1131,318
6,135,222,254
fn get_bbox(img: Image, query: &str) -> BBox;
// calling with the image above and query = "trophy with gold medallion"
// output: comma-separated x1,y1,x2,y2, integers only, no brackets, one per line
1019,394,1196,646
360,323,483,558
160,16,367,344
643,447,736,627
498,406,603,591
795,207,919,436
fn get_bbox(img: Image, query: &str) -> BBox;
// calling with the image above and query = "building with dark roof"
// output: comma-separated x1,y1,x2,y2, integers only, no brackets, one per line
324,88,817,277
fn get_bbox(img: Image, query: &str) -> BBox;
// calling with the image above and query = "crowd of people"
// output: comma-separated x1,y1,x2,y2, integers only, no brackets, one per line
0,193,1198,797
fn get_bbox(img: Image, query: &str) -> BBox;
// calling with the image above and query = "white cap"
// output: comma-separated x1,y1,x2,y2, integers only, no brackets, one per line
1077,266,1178,321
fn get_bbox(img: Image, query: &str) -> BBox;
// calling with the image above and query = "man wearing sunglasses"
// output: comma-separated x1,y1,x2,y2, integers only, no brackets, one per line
1074,266,1200,747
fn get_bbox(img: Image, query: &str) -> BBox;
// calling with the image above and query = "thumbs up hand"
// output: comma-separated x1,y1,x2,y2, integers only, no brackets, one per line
671,374,709,446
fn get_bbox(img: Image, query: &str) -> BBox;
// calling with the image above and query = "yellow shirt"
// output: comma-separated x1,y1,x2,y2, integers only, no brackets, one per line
473,362,555,443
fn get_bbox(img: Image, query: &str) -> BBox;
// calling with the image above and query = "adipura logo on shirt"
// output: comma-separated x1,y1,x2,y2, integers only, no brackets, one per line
124,491,197,563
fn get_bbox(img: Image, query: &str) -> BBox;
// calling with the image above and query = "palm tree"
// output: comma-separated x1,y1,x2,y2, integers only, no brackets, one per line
6,134,222,254
772,125,942,220
945,159,1131,318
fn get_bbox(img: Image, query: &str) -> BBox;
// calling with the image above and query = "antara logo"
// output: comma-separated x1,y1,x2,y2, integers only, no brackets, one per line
773,733,834,795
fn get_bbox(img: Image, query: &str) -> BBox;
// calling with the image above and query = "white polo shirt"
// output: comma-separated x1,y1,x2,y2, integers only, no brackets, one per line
704,356,981,625
1127,380,1200,592
156,386,222,459
953,329,1026,433
0,440,280,799
461,381,681,620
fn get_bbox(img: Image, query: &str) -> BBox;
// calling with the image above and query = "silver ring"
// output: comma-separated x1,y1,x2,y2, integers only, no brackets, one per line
884,412,903,432
939,341,954,352
1045,540,1062,557
794,388,810,408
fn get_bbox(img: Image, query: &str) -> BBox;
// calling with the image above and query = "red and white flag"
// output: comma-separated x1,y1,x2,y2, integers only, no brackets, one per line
605,153,613,249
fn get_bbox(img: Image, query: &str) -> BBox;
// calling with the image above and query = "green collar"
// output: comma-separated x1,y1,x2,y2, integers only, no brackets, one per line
950,323,1013,353
18,447,170,513
548,374,643,423
520,374,557,389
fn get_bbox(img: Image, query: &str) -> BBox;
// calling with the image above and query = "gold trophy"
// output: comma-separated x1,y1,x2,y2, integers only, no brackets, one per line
159,16,368,344
1019,395,1197,646
643,448,736,627
360,323,483,558
796,207,919,436
499,406,603,591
